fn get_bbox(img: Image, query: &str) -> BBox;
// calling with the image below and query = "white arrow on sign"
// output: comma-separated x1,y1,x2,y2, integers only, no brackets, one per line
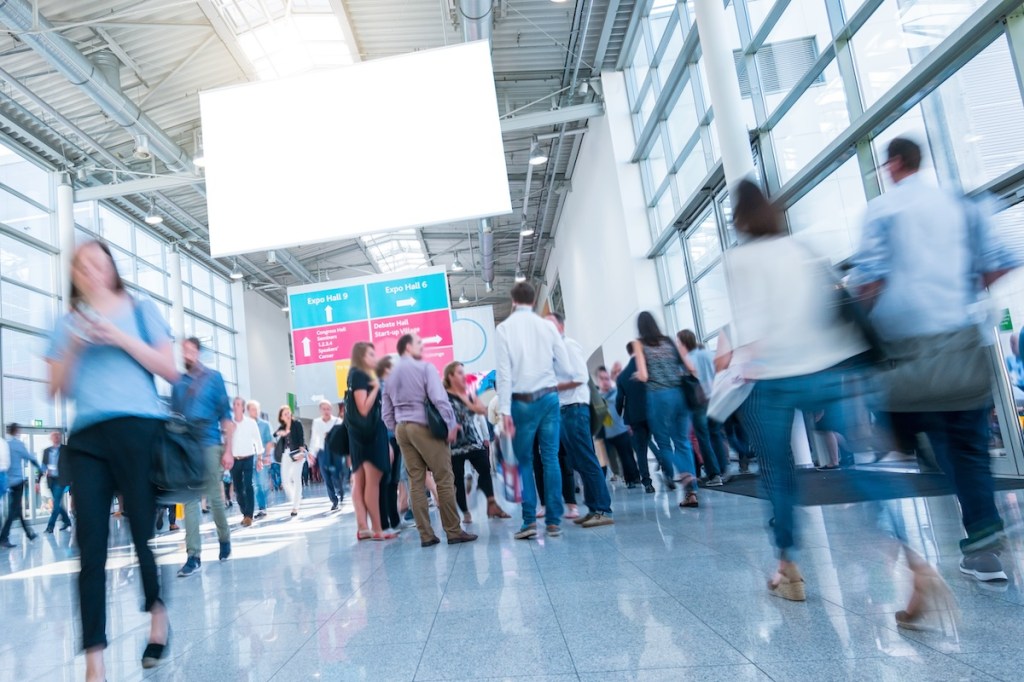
324,305,333,323
422,335,443,345
301,337,312,358
397,297,417,308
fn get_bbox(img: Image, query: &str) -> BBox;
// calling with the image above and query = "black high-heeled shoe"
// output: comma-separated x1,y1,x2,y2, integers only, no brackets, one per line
141,625,170,669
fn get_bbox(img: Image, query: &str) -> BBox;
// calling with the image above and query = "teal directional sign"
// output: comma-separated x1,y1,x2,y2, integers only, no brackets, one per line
289,284,368,330
366,272,449,318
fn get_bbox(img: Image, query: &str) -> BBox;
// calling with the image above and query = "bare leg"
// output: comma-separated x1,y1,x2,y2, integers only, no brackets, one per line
362,463,385,534
85,647,105,682
352,468,368,532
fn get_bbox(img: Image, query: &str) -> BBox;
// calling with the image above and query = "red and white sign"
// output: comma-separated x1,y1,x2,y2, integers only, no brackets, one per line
370,309,453,355
292,321,370,367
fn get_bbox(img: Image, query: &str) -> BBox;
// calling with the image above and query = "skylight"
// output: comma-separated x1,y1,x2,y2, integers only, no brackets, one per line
360,229,431,273
212,0,359,80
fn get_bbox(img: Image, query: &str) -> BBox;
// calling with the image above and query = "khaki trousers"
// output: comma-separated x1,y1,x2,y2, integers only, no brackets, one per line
184,444,231,558
396,423,462,542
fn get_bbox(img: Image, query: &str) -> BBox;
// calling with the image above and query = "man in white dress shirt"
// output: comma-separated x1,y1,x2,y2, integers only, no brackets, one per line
495,281,581,539
230,396,264,527
546,313,614,527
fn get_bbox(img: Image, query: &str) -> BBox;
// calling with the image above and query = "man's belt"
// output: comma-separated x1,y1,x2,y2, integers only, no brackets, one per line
512,386,558,403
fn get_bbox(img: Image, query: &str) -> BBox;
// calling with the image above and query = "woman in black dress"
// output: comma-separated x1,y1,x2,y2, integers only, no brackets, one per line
348,342,395,541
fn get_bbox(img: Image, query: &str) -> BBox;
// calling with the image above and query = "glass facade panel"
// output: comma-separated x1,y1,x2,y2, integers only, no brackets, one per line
771,60,850,183
1,283,54,330
137,260,167,297
673,291,696,332
662,233,687,295
2,328,49,380
0,189,51,243
98,206,133,250
675,142,709,203
686,210,722,275
3,377,56,426
0,234,53,291
788,157,868,263
0,144,49,208
136,227,165,268
666,80,699,156
694,265,731,334
647,131,669,188
74,203,95,231
852,0,984,110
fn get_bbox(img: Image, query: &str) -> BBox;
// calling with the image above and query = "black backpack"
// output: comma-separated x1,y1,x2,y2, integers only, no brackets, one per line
325,420,350,458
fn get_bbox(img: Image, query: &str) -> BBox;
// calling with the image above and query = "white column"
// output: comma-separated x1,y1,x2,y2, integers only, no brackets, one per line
693,0,756,185
168,245,186,369
56,173,75,301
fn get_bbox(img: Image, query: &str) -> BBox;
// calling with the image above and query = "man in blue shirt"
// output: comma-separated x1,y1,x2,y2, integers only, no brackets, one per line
175,337,235,577
248,400,274,519
851,137,1020,589
1,423,43,547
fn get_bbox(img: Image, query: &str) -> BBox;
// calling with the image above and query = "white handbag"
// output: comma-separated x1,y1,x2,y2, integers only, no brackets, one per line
707,365,754,422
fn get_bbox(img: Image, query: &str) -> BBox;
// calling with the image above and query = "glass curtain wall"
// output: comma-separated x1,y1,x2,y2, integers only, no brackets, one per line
624,0,1024,466
74,202,239,399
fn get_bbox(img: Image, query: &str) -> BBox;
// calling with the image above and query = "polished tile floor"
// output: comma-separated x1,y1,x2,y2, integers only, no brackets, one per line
3,470,1024,681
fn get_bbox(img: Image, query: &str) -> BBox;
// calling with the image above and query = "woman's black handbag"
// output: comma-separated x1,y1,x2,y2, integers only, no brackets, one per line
424,398,448,439
273,436,288,463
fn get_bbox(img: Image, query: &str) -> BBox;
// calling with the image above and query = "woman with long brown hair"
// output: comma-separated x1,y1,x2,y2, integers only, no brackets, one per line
275,404,306,516
348,342,395,541
46,240,178,680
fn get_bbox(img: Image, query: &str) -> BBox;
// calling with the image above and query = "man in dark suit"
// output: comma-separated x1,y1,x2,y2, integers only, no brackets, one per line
615,343,668,493
43,431,72,533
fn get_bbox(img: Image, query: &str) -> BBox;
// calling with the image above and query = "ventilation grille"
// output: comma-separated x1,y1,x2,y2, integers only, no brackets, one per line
734,37,824,98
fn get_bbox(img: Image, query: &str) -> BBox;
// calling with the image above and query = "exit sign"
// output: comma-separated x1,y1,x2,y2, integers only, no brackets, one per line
1000,308,1014,333
32,419,43,428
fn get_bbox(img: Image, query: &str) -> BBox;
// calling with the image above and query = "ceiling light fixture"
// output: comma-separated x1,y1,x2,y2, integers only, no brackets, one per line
520,221,535,237
515,266,526,283
144,197,163,225
133,134,152,161
230,259,244,280
528,136,548,166
485,281,494,293
281,304,290,312
451,252,465,272
458,288,469,305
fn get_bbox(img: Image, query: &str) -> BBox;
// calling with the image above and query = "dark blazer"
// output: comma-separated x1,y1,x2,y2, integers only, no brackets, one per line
615,357,648,427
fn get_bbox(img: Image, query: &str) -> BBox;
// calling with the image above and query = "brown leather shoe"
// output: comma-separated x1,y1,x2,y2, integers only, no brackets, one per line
241,517,253,527
447,531,478,545
420,537,441,548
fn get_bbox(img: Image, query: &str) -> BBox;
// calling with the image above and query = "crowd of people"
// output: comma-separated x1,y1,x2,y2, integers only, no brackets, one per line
0,137,1009,681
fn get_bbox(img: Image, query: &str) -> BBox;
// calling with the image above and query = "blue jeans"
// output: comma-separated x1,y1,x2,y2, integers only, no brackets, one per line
254,464,269,511
319,449,345,505
919,409,1003,553
511,392,563,528
269,462,282,490
692,405,730,477
646,388,696,490
738,365,850,560
560,404,612,514
47,482,71,530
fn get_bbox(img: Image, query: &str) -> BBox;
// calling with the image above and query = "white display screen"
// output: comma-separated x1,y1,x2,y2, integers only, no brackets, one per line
200,40,511,258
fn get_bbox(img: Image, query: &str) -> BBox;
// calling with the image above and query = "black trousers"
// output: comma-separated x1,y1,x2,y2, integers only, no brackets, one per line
231,456,255,518
629,422,655,485
0,481,31,540
535,442,577,505
379,438,403,531
321,450,346,506
452,448,496,513
605,432,642,483
67,417,163,651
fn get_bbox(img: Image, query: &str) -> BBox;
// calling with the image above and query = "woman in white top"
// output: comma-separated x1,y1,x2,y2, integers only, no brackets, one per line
722,180,867,602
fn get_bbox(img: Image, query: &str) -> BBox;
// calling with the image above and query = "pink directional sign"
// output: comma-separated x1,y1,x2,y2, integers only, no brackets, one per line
292,321,370,367
371,309,453,355
422,346,455,374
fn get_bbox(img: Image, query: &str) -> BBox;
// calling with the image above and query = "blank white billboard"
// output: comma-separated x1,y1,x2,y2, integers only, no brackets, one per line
200,40,511,258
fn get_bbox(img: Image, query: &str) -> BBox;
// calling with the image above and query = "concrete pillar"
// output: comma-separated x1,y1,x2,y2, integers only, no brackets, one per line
692,0,756,185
